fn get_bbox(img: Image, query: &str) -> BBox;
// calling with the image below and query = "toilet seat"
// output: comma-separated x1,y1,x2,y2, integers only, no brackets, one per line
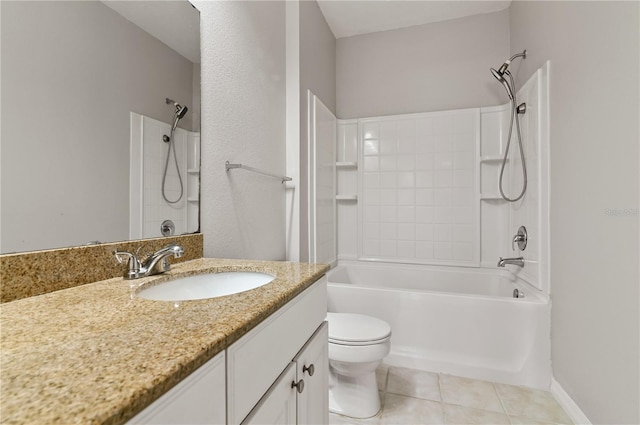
327,313,391,346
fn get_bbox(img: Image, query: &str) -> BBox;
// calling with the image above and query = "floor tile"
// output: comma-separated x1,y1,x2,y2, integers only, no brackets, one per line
443,403,510,425
494,383,573,424
387,366,441,402
380,393,444,425
439,374,504,413
508,416,559,425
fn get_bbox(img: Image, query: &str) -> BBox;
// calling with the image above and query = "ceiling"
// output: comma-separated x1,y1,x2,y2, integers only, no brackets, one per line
102,1,200,63
317,0,511,39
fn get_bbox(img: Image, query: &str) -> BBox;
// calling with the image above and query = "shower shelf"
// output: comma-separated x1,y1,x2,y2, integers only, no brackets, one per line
188,169,200,174
480,155,508,163
336,161,358,169
480,194,505,200
187,197,199,202
336,195,357,201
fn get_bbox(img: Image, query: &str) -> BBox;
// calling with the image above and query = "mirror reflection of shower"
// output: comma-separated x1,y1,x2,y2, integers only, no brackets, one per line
490,50,528,202
162,98,188,204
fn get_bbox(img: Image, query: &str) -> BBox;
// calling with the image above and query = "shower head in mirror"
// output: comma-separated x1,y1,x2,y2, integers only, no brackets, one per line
166,97,189,121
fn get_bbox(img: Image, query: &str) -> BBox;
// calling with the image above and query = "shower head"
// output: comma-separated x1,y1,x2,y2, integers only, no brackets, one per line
176,104,188,119
166,97,188,118
490,50,526,101
492,50,527,79
166,98,189,131
491,67,515,100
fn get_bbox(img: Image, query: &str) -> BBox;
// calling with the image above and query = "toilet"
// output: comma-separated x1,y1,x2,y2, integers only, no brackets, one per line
326,312,392,419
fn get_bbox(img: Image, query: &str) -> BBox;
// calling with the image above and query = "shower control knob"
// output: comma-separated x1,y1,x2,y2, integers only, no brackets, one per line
303,364,315,376
512,226,528,251
291,379,305,394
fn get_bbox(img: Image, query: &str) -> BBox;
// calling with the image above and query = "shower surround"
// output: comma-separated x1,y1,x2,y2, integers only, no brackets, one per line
129,113,200,240
325,62,550,387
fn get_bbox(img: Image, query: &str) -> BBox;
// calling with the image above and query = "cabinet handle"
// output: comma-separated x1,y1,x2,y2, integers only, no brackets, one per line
303,364,315,377
291,379,305,394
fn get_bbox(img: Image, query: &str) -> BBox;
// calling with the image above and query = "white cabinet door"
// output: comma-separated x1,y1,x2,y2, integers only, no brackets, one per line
128,351,226,425
242,363,297,425
295,322,329,425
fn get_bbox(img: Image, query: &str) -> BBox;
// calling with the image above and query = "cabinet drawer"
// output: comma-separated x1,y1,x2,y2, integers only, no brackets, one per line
227,276,327,424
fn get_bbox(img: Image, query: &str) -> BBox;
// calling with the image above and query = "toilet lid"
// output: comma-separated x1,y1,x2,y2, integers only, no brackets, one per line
326,312,391,345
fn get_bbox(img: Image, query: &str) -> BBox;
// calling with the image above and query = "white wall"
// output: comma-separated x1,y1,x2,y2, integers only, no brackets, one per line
196,1,287,260
298,0,336,262
0,1,195,253
336,9,510,119
510,2,640,423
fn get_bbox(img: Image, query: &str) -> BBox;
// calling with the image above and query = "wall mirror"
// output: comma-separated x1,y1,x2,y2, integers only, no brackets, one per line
0,0,201,254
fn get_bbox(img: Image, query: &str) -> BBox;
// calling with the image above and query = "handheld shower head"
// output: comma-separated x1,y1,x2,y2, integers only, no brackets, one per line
165,97,189,131
491,67,514,100
176,104,188,119
490,50,527,101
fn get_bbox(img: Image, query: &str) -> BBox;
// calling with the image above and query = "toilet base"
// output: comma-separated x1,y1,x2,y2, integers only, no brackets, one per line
329,365,380,419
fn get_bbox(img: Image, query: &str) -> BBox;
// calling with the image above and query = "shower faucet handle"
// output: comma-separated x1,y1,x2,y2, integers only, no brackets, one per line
512,226,528,251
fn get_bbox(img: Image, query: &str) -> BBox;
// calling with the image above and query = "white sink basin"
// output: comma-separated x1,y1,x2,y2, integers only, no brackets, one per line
137,272,275,301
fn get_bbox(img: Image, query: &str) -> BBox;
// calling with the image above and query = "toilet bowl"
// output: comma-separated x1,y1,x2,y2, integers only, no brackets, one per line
326,312,391,419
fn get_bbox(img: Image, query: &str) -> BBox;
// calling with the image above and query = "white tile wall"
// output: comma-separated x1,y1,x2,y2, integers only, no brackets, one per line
337,120,359,260
358,110,480,266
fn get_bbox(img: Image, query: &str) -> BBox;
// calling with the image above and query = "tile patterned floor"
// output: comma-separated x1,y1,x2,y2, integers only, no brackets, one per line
330,365,574,425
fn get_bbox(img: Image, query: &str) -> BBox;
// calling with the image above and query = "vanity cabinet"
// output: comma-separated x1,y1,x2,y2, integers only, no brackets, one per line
128,276,327,425
242,322,329,425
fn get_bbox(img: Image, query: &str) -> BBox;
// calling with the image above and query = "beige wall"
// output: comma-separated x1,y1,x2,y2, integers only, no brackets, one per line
299,0,336,261
196,1,287,260
0,1,195,253
336,9,510,119
510,2,639,423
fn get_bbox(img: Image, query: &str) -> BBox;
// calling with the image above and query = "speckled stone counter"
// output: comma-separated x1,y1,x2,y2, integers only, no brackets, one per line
0,258,329,425
0,234,203,303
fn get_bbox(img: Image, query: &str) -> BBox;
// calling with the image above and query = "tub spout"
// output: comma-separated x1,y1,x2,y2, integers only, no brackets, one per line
497,257,524,268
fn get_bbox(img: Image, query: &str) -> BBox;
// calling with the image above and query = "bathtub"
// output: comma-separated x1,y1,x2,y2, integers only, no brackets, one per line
327,261,551,389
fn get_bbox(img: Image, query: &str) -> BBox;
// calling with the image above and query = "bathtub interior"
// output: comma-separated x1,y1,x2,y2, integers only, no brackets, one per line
328,261,546,302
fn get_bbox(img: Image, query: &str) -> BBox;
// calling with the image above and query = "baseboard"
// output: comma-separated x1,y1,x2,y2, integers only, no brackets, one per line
550,378,592,425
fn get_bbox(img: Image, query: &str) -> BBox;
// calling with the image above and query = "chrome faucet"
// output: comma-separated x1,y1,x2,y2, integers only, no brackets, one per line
114,244,184,279
497,257,525,268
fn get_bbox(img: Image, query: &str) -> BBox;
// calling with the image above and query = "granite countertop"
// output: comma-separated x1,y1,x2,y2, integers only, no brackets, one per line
0,258,329,425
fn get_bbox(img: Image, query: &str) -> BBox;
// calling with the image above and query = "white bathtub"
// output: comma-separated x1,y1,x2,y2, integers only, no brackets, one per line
327,261,551,389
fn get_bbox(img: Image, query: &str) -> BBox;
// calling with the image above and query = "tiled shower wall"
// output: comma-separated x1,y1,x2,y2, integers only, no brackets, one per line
358,111,480,266
336,62,548,293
